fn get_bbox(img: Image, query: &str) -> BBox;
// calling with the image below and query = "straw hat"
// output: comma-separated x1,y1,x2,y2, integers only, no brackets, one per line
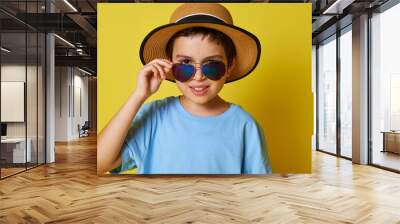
139,3,261,83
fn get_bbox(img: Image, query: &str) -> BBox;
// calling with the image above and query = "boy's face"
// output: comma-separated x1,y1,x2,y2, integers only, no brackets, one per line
171,35,235,105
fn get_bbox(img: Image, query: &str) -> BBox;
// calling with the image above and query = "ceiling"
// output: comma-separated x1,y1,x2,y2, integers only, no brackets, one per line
0,0,393,75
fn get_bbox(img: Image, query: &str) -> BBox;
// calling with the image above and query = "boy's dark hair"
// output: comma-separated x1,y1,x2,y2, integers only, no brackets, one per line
165,27,237,67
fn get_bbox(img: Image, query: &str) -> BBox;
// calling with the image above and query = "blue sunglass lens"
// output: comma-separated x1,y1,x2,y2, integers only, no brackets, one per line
201,61,226,80
172,63,195,82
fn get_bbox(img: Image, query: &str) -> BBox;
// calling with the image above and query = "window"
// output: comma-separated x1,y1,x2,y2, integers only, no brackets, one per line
339,28,352,158
317,36,337,154
370,2,400,171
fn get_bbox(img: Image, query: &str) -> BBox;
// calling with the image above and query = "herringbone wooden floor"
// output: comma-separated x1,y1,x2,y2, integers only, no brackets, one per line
1,135,400,224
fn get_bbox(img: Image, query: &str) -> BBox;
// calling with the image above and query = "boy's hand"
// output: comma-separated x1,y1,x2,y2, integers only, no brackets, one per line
134,59,173,100
98,58,172,175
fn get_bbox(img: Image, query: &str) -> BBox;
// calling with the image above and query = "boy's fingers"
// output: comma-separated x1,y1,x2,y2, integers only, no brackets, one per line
144,64,155,76
149,65,159,80
163,67,171,79
161,58,173,65
148,60,170,71
159,63,169,79
153,59,173,68
153,63,166,80
152,64,163,81
145,59,171,80
142,65,154,77
156,60,171,74
159,61,172,76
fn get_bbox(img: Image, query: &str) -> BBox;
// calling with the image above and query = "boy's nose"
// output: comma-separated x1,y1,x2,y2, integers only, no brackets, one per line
192,66,206,81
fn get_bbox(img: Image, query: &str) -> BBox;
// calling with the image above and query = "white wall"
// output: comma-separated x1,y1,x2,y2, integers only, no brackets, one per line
1,65,26,135
54,67,89,141
55,67,69,141
72,72,89,138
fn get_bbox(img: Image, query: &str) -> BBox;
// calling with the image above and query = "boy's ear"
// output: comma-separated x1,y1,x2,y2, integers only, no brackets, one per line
226,57,237,77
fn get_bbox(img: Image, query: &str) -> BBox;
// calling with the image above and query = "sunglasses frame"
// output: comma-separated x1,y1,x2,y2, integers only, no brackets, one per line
171,60,227,82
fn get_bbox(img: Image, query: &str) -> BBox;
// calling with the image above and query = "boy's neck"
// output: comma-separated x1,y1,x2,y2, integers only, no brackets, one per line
179,95,230,117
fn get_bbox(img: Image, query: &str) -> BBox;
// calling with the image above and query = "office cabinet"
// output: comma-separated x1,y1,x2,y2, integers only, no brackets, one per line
382,132,400,154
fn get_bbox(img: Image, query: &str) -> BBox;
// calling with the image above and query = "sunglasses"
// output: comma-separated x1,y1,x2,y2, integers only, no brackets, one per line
171,61,226,82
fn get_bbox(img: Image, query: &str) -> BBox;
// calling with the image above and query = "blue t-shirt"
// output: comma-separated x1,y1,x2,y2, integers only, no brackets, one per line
113,96,272,174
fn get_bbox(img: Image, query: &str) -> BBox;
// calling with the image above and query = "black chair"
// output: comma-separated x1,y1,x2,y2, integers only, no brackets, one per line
79,121,90,138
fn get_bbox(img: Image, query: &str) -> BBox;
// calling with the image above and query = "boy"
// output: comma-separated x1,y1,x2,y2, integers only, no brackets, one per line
98,3,272,174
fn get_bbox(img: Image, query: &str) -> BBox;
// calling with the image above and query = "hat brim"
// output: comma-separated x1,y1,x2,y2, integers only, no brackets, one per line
139,21,261,83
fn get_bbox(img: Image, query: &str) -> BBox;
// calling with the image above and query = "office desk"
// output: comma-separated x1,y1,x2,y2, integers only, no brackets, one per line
1,138,32,163
381,131,400,154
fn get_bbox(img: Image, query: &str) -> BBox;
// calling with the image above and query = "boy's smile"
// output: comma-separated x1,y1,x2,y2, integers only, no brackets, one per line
189,83,209,96
172,35,235,113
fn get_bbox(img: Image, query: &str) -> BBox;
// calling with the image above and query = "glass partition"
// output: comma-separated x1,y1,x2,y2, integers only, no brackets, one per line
0,1,46,179
317,35,337,154
1,30,28,178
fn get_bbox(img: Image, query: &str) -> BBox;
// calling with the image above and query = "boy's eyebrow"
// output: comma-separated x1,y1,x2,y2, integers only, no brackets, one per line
203,55,224,60
175,54,193,59
175,54,224,60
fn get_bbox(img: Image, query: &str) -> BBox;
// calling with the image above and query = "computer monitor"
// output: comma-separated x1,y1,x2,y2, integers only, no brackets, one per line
1,123,7,137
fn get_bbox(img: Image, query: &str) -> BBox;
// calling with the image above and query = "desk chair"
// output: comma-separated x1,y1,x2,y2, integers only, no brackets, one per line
78,121,90,138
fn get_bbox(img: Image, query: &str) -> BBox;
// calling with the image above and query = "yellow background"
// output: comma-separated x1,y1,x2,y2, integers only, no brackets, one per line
97,3,313,173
